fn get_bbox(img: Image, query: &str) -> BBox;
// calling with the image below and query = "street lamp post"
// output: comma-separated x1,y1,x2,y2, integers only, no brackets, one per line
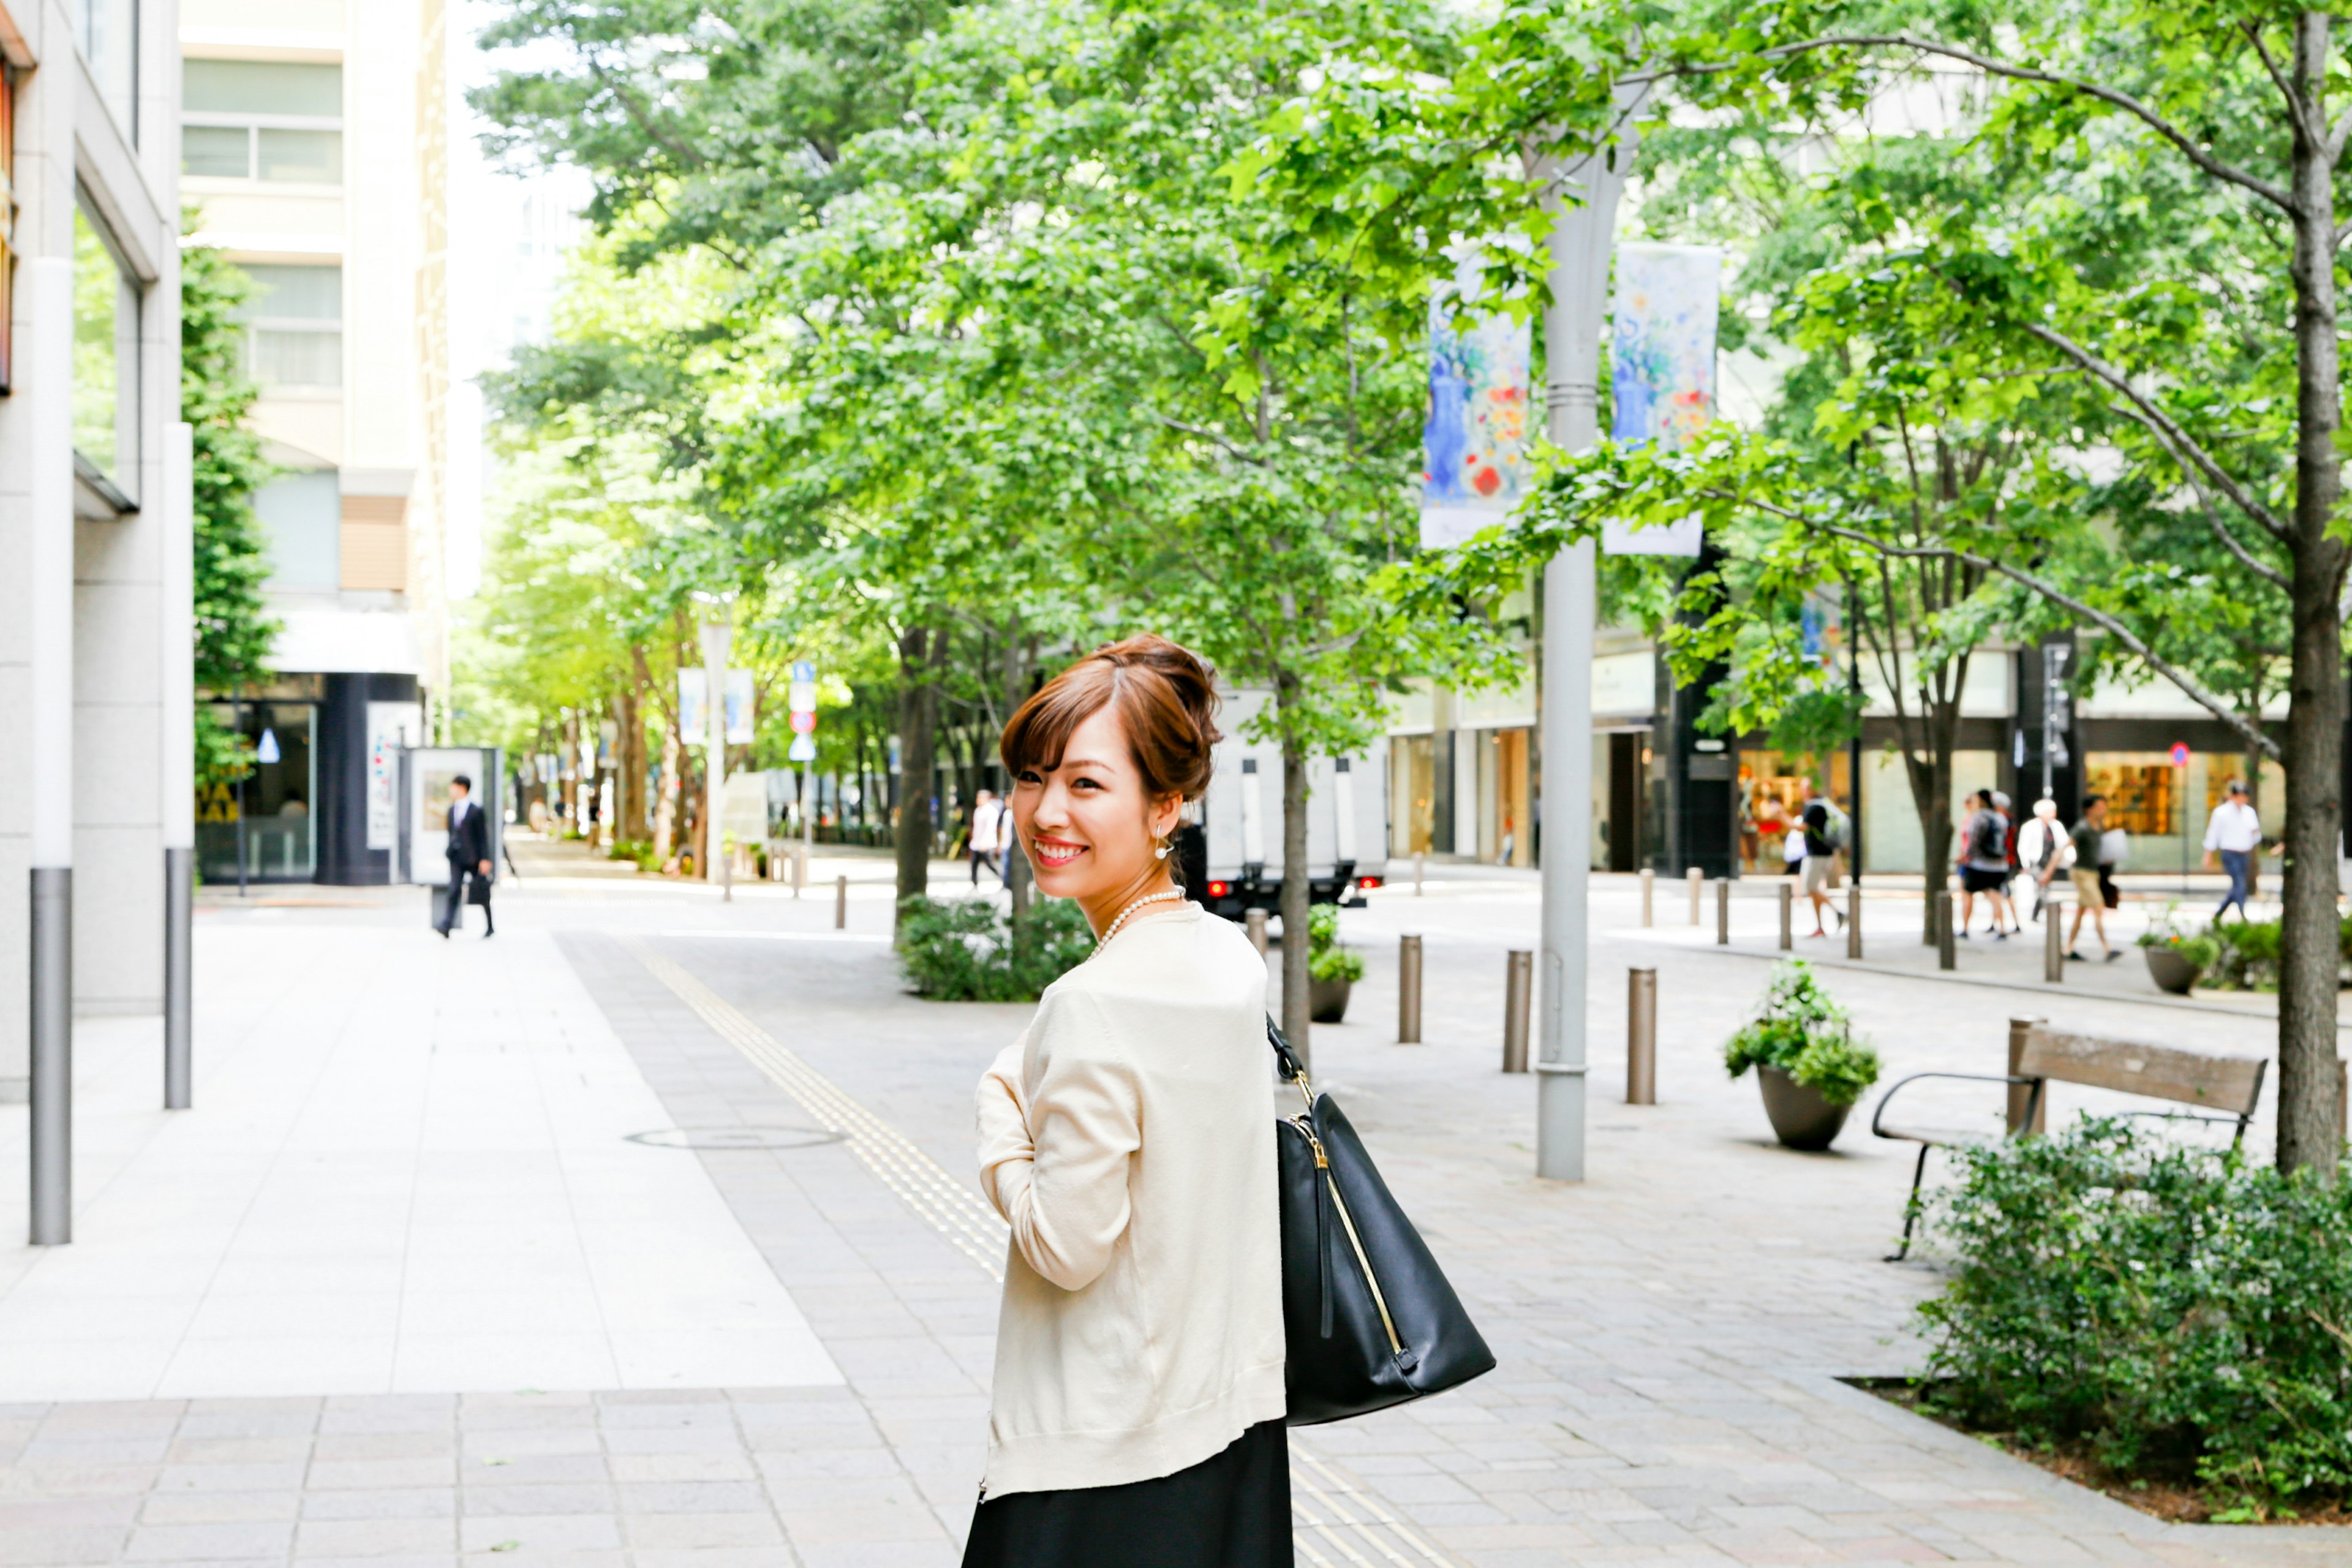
699,614,731,899
1534,115,1640,1184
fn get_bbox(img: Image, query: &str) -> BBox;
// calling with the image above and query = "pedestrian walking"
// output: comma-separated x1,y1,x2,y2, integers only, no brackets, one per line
2014,797,2071,923
2065,794,2119,962
435,774,494,939
967,634,1289,1568
968,788,1009,887
1799,798,1844,938
2202,778,2263,922
1957,789,2018,938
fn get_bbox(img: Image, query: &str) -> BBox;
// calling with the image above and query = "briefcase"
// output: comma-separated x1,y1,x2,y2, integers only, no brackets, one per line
467,875,492,907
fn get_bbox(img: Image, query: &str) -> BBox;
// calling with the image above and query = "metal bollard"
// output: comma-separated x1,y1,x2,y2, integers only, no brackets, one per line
1398,935,1423,1044
1847,883,1863,960
1626,967,1657,1105
1716,877,1730,946
1246,908,1269,958
2045,891,2065,983
1687,866,1703,925
2007,1016,2048,1135
1640,867,1654,927
835,874,848,930
1778,881,1793,951
794,845,809,898
1501,950,1532,1072
1937,887,1957,971
1414,853,1425,898
1392,940,1430,1048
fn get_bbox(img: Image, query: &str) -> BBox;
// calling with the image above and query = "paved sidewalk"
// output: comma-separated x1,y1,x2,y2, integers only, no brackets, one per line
0,871,2337,1565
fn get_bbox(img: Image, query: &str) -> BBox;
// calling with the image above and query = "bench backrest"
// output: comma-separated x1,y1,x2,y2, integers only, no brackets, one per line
2018,1027,2267,1118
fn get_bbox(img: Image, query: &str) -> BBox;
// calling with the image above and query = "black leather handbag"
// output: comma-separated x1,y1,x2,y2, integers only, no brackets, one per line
1266,1019,1495,1425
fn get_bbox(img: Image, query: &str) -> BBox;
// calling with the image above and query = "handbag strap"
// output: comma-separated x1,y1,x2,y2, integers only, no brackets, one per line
1266,1017,1315,1109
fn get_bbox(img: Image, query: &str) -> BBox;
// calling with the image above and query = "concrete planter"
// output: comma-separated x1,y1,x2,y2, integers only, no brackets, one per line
1309,976,1352,1024
1758,1065,1853,1152
2143,945,2200,995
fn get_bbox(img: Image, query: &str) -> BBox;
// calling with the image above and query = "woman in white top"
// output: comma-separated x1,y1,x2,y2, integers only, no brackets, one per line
967,635,1289,1568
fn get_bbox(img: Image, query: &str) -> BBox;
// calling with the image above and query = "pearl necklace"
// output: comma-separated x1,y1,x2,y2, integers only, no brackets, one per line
1092,889,1186,956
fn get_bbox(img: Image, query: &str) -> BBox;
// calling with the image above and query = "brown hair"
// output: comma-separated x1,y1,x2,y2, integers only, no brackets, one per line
1000,635,1223,802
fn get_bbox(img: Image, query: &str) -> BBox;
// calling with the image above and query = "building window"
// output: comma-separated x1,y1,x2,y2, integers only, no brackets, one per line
70,0,139,142
181,60,342,184
73,202,139,502
195,701,317,883
239,263,342,390
252,469,341,590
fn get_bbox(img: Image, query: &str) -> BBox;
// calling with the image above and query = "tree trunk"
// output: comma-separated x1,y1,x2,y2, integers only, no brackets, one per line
2277,9,2346,1177
561,709,581,834
615,686,643,842
654,720,680,863
1278,685,1313,1066
895,625,941,927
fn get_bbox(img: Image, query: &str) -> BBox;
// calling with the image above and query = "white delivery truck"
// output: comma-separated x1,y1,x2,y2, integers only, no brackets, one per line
1171,687,1390,922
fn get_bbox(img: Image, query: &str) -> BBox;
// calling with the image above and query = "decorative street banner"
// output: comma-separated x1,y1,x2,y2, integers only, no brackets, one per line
1420,263,1534,551
679,669,756,745
1602,243,1721,556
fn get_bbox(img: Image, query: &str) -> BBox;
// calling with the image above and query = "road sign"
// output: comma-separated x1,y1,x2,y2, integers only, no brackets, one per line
788,680,817,713
2170,742,2191,767
790,710,817,734
791,660,815,683
788,734,816,763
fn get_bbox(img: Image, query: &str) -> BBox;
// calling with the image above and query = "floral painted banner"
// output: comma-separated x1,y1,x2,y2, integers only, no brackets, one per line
1420,270,1533,551
1602,243,1721,556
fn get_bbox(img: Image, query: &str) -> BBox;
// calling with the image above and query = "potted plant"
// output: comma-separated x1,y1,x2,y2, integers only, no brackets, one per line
2136,907,2220,995
1305,903,1363,1023
1724,962,1882,1151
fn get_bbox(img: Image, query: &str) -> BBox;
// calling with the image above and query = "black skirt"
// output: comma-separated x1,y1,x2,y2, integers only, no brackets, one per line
961,1420,1292,1568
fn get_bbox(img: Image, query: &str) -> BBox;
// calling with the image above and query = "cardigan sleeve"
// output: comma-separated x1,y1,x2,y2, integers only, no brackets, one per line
975,989,1141,1292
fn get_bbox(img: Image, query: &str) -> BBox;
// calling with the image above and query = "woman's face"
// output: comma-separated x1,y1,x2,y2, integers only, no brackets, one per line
1011,704,1182,913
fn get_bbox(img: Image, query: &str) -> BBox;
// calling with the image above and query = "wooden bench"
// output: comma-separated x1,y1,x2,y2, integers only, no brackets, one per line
1871,1017,2268,1262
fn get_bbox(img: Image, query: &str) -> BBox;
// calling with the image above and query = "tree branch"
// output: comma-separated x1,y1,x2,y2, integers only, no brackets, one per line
2100,401,2292,590
2243,23,2327,149
1630,36,2294,211
2018,318,2294,543
1721,492,2280,756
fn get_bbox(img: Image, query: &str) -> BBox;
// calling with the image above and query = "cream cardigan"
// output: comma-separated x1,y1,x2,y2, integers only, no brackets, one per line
974,903,1286,1498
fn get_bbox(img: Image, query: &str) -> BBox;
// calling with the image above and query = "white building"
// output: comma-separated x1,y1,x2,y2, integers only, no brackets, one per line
1,0,192,1237
180,0,451,884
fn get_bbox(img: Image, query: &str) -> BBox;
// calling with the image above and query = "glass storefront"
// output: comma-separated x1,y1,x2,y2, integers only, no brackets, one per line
1390,734,1436,856
2082,751,2285,883
1738,748,1854,873
196,702,318,882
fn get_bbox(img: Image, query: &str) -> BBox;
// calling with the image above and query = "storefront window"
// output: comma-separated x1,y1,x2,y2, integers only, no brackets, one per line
72,204,138,501
1738,748,1853,873
1390,735,1436,856
195,703,318,882
2083,750,2286,883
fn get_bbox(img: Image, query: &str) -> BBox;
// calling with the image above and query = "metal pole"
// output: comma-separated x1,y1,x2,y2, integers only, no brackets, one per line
1532,101,1640,1182
1398,935,1423,1044
2045,888,2066,983
1414,853,1425,898
235,696,249,898
1687,866,1702,925
163,424,197,1110
1639,867,1654,926
1716,877,1730,946
1847,882,1863,960
835,874,848,930
1246,908,1270,958
1502,950,1532,1073
26,257,75,1244
1777,881,1792,951
1626,967,1656,1104
699,615,730,897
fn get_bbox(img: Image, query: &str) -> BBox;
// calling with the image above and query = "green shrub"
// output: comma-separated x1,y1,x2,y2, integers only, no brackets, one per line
1918,1120,2352,1512
1305,902,1364,984
895,896,1095,1001
1723,960,1880,1106
609,839,658,872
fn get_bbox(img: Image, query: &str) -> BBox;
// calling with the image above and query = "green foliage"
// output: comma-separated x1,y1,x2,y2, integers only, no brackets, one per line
1723,961,1879,1106
895,896,1095,1002
1918,1121,2352,1512
181,222,277,785
607,839,660,873
1305,902,1364,984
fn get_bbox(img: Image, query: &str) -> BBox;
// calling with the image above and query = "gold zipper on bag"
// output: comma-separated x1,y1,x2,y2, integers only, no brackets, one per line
1286,1112,1404,1357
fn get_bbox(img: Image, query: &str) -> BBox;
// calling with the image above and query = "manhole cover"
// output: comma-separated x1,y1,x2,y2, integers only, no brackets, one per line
627,1126,845,1151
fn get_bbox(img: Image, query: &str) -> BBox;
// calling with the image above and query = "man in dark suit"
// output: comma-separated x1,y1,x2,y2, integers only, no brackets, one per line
437,775,494,938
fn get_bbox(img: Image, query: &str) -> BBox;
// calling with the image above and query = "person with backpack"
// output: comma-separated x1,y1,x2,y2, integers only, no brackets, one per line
1799,796,1844,938
1957,788,2018,938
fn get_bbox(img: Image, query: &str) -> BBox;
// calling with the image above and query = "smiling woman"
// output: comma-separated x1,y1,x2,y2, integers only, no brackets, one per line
967,635,1291,1568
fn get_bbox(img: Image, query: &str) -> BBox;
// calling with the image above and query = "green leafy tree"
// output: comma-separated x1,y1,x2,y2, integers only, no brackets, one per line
180,230,277,788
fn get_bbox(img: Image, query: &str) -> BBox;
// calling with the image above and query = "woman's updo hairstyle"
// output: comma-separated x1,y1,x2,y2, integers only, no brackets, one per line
1000,635,1223,802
